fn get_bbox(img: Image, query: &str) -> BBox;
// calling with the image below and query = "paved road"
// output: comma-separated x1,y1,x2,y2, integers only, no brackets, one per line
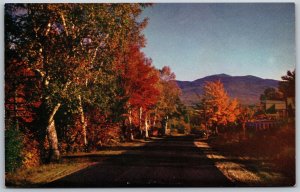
46,136,236,187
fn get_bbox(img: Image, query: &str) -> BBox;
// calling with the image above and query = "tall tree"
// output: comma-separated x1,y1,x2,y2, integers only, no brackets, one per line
238,106,254,139
156,66,181,135
279,70,295,98
5,4,150,161
121,45,160,139
279,70,295,118
202,80,239,134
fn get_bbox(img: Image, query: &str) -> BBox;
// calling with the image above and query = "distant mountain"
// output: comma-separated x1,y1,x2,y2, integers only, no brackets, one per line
176,74,279,106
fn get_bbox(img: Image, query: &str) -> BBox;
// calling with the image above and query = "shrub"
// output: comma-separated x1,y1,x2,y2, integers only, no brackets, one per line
5,122,23,172
21,130,41,168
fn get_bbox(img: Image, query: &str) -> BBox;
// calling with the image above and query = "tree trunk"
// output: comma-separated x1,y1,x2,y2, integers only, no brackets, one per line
129,109,134,140
242,122,246,139
145,112,149,138
46,103,61,162
164,115,169,135
215,126,218,135
152,110,157,128
139,107,143,137
78,95,87,148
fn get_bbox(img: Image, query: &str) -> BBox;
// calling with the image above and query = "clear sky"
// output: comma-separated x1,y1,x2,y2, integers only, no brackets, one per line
141,3,295,81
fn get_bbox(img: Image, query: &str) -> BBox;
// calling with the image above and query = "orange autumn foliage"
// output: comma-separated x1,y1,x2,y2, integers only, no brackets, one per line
122,45,160,110
203,80,240,128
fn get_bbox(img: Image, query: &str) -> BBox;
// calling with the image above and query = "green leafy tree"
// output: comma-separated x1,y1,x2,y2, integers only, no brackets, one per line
279,70,295,98
279,69,295,118
156,66,181,135
238,106,254,138
260,87,283,101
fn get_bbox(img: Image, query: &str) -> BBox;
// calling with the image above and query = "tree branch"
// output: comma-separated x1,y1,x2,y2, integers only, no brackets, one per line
47,103,61,126
60,12,69,36
90,34,109,66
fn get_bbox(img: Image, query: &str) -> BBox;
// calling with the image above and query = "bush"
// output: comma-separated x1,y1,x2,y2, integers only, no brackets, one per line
5,123,23,172
21,130,41,168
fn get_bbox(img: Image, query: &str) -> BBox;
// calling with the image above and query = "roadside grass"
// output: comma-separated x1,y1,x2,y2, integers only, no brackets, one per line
6,138,150,187
206,123,295,186
63,150,126,157
5,162,93,187
195,139,293,186
170,133,187,137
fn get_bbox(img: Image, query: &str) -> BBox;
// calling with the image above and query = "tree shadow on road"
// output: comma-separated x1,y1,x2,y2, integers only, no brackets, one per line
43,135,236,187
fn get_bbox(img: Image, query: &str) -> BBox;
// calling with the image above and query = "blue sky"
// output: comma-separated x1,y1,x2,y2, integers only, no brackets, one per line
141,3,295,81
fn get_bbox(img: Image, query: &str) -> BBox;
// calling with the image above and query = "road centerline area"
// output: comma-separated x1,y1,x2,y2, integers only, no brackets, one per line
46,136,234,187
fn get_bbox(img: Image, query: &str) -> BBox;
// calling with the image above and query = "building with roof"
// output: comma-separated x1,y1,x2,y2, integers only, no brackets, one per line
261,100,287,119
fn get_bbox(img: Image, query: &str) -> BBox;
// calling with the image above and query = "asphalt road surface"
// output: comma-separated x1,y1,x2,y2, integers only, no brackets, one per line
46,136,238,187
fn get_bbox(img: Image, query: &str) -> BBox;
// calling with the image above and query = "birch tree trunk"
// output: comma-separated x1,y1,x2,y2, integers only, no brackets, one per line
46,103,61,162
164,115,169,135
44,82,70,162
78,95,87,148
152,110,157,128
145,112,149,138
129,109,134,140
139,107,143,137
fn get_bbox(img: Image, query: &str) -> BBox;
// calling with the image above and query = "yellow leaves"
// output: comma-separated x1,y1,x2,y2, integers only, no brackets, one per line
21,136,40,169
204,80,228,100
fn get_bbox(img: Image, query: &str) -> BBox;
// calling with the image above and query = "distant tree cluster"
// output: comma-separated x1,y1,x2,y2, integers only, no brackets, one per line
259,70,295,117
260,70,295,101
279,70,295,98
5,4,181,170
260,87,283,101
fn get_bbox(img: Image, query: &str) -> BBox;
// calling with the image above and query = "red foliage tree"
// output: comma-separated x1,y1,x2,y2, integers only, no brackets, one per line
119,45,160,139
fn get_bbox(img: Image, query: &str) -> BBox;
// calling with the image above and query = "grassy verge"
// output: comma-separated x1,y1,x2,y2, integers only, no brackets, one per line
5,162,93,187
206,123,295,185
6,139,149,187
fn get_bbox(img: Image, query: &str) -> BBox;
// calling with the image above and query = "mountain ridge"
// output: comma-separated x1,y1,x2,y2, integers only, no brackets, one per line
176,74,279,106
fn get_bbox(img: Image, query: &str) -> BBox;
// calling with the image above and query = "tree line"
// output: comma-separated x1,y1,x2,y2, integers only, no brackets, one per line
5,4,182,171
191,70,295,138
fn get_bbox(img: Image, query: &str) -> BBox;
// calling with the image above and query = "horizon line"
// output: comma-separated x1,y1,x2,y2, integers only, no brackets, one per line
175,73,282,82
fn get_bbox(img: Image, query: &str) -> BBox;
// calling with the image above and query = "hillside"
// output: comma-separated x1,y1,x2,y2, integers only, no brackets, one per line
176,74,279,105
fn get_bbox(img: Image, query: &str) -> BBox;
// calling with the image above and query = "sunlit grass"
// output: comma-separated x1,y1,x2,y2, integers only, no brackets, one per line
214,161,261,184
64,150,126,157
206,154,226,160
208,123,295,182
194,140,289,186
